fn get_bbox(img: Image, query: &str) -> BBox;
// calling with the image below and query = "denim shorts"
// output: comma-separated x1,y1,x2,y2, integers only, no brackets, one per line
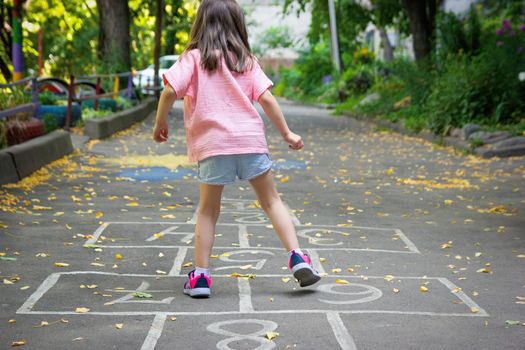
197,153,273,185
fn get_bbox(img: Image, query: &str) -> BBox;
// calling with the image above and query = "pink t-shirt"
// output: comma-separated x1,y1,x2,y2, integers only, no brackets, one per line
162,49,273,162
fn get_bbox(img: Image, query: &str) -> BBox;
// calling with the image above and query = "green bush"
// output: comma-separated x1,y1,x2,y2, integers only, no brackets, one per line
42,114,59,134
38,91,60,106
82,108,110,121
274,42,334,102
115,96,133,110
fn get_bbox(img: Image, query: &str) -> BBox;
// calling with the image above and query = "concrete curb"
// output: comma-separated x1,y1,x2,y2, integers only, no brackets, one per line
0,150,19,184
84,97,157,139
0,130,74,185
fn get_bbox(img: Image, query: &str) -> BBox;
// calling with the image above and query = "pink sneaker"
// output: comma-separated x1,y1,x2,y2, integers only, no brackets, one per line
289,250,321,287
183,270,212,298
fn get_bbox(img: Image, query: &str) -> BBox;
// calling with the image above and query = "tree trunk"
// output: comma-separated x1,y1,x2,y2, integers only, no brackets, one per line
154,0,163,99
96,0,130,72
379,27,394,61
402,0,433,62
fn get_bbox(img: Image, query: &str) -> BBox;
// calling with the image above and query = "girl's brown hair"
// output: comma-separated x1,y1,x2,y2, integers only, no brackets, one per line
185,0,254,72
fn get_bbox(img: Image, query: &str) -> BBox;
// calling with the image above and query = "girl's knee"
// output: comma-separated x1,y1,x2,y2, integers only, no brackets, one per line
258,191,281,211
198,202,221,218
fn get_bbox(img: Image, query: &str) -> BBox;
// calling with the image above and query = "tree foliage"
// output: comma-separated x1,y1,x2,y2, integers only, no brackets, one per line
0,0,197,82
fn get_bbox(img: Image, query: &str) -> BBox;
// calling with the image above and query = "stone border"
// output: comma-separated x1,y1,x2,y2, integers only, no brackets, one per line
84,97,157,139
0,130,74,185
338,111,525,159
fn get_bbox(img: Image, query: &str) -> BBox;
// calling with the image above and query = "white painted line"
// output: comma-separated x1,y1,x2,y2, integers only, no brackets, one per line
16,273,61,314
17,310,490,317
238,278,254,312
438,277,489,317
85,222,109,246
284,202,301,226
140,313,167,350
238,224,250,248
26,271,456,280
327,312,358,350
394,229,420,254
168,247,188,276
189,209,198,224
87,245,417,254
97,221,399,231
306,249,326,274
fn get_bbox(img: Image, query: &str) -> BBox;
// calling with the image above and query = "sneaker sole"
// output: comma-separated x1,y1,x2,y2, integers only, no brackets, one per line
293,266,321,287
183,287,211,298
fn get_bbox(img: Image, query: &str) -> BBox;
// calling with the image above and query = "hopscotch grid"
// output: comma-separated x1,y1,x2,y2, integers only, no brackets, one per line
17,271,489,317
35,199,479,350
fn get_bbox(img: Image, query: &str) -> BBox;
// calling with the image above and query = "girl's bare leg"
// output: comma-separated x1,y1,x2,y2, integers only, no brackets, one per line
249,169,299,251
194,183,224,268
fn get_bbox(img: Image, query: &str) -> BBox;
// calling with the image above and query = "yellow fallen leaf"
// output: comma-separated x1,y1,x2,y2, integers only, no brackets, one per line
90,262,105,267
221,253,230,257
115,323,123,329
332,268,342,273
11,340,27,347
20,286,30,290
393,288,400,293
182,262,193,268
170,316,177,321
126,202,139,207
441,241,453,249
281,277,290,283
474,252,482,257
319,257,326,263
95,211,104,219
54,262,70,267
280,176,289,183
452,287,462,293
75,307,90,313
115,253,123,260
3,279,14,285
336,279,349,284
471,307,480,313
156,270,167,275
53,212,65,217
384,275,394,282
9,319,16,324
347,267,354,272
476,268,491,273
161,214,176,219
265,332,279,340
420,286,428,292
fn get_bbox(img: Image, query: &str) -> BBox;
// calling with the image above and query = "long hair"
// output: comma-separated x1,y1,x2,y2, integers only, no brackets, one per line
185,0,254,72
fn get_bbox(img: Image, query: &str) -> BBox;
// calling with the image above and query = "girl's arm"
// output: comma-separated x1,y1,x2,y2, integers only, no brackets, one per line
258,89,304,150
153,84,178,143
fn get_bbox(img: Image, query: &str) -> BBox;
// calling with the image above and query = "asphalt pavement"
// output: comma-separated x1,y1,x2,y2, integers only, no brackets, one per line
1,99,524,349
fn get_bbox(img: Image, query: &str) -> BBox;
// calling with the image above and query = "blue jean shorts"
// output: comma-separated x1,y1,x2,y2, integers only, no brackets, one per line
197,153,273,185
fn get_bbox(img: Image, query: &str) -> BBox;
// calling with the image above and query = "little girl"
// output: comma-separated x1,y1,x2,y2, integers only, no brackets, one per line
153,0,320,298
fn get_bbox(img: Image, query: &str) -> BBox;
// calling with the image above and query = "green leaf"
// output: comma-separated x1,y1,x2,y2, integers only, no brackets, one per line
133,292,153,299
0,257,17,261
505,320,520,326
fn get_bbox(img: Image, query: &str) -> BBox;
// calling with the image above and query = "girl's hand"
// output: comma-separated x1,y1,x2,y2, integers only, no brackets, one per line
284,131,303,150
153,120,169,143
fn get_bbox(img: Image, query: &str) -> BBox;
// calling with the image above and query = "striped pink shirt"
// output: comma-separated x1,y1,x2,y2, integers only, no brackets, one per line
162,49,273,162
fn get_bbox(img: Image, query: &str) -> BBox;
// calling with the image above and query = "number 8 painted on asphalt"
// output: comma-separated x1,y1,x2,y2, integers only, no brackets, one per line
207,319,278,350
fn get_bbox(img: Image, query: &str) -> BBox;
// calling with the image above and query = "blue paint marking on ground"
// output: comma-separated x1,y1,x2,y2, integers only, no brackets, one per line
272,159,307,170
116,167,197,181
